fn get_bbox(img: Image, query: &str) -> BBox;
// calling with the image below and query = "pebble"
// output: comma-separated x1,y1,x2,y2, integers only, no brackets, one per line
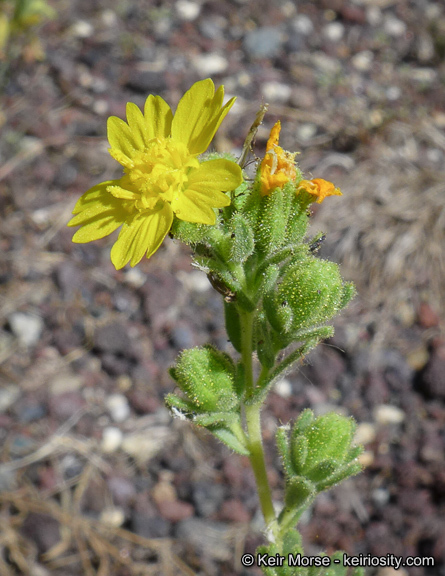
157,499,194,522
175,0,201,21
94,322,132,355
0,385,20,413
101,426,123,453
49,392,84,420
384,16,407,38
105,394,131,423
352,50,374,72
192,53,228,76
99,506,125,527
323,22,345,42
291,15,314,36
374,405,405,426
354,422,377,445
372,488,390,507
274,378,292,399
69,20,94,38
192,482,226,517
123,267,146,288
420,345,445,400
121,426,171,464
107,475,136,507
177,270,210,293
49,371,83,395
15,399,46,423
261,82,292,104
131,511,171,538
243,26,284,59
8,312,44,347
175,518,234,561
386,86,401,101
296,123,317,142
171,324,195,349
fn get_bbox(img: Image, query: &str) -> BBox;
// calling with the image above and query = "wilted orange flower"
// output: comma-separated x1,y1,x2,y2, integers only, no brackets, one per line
260,121,297,196
297,178,342,204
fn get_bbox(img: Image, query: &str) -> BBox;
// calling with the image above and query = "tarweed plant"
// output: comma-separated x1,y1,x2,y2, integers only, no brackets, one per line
69,79,364,575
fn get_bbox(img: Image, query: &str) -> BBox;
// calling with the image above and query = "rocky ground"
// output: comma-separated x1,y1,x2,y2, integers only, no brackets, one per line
0,0,444,575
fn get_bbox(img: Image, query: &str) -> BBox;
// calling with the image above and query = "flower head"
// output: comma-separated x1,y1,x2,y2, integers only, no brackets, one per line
259,121,297,196
68,79,243,269
297,178,342,204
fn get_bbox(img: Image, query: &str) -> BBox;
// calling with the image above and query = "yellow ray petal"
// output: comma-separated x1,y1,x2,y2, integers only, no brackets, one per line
110,203,173,269
143,95,173,140
172,190,216,225
107,116,139,167
171,79,236,155
68,182,130,242
188,159,242,195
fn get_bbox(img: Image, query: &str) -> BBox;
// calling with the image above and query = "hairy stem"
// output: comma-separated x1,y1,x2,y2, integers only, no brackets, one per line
240,310,278,541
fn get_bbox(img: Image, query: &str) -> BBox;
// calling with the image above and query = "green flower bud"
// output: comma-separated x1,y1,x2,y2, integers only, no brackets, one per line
265,255,347,334
289,410,362,489
169,345,239,413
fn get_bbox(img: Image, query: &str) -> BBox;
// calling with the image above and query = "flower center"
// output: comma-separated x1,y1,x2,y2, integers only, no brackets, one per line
126,138,200,211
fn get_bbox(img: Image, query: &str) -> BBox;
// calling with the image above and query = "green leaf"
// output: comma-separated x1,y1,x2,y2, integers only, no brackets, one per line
210,427,249,455
276,426,293,478
290,434,308,475
229,212,255,263
304,459,338,483
224,301,241,352
284,476,315,510
315,461,362,492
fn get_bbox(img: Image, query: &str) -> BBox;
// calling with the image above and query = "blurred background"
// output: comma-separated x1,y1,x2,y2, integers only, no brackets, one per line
0,0,444,574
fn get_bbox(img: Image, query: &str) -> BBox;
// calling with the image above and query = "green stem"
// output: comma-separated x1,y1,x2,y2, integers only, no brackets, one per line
239,310,278,542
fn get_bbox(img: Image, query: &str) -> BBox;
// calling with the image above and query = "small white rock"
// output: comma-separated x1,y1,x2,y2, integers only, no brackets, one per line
101,426,123,453
384,16,406,38
70,20,94,38
366,6,382,26
106,394,131,423
101,9,118,27
121,427,171,463
123,267,146,288
323,22,344,42
0,385,20,413
296,123,317,142
274,379,292,399
176,0,201,21
93,99,109,116
352,50,374,72
354,422,377,445
374,404,405,426
100,506,125,527
177,270,210,293
386,86,401,101
50,372,83,395
292,15,314,36
8,312,44,347
261,82,292,104
192,53,228,76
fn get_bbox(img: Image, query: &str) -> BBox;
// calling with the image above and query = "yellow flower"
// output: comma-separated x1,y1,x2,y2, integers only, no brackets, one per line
297,178,342,204
68,79,243,269
260,121,297,196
